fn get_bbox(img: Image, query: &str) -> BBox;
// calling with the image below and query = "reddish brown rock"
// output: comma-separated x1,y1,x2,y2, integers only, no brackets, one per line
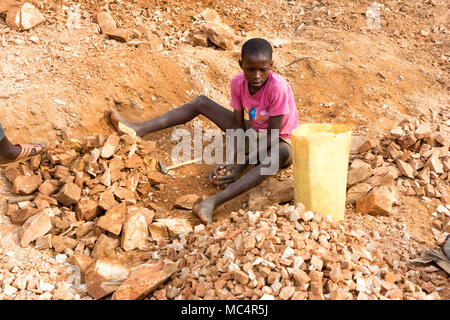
19,213,52,247
174,194,202,210
124,153,143,169
69,253,94,274
425,154,444,174
414,123,432,139
346,183,372,204
396,159,415,179
91,234,120,259
6,3,45,31
121,211,149,251
75,198,101,221
51,235,78,253
96,202,127,235
148,223,168,241
12,175,42,195
55,182,81,206
106,29,131,42
112,260,177,300
347,166,373,186
85,258,130,300
93,11,116,34
98,190,118,211
38,179,59,196
7,207,40,225
101,134,120,158
192,33,209,47
356,188,394,216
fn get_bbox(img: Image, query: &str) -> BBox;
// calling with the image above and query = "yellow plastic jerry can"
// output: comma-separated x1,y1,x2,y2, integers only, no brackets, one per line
292,123,351,222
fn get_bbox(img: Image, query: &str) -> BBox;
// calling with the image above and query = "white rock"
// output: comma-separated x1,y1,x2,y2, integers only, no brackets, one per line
281,247,294,259
3,284,17,296
55,254,67,264
39,280,55,292
260,294,275,300
436,205,450,216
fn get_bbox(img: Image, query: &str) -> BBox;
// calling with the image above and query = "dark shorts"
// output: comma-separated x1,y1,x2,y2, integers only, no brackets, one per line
243,119,292,154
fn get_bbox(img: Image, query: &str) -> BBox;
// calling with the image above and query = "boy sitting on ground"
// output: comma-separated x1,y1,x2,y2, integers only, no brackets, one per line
110,38,299,224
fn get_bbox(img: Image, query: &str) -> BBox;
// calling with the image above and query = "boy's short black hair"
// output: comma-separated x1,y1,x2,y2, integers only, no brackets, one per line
241,38,273,60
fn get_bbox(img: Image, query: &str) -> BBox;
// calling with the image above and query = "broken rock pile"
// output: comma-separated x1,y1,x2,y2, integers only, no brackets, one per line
347,118,449,216
145,203,441,300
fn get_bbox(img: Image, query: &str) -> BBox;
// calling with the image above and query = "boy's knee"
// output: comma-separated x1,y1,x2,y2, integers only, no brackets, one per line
195,95,209,105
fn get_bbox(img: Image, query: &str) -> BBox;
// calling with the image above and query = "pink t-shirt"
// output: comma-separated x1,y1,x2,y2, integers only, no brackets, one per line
230,71,299,138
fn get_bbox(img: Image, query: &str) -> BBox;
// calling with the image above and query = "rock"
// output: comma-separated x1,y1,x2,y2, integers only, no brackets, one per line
174,194,202,210
346,183,372,204
124,154,143,169
434,132,449,146
148,223,168,241
396,159,415,179
98,190,118,211
6,3,45,31
201,8,222,24
35,234,52,250
19,213,52,247
357,139,379,153
192,33,209,47
201,22,239,50
93,11,116,34
141,32,164,51
414,123,432,139
106,29,131,42
155,219,193,236
91,234,120,259
425,154,444,174
75,198,101,221
96,202,127,235
233,270,250,285
12,175,42,195
38,180,59,196
112,260,177,300
347,166,373,186
356,188,394,216
350,135,366,154
7,207,40,225
366,166,399,188
51,235,78,253
279,286,295,300
85,258,130,300
121,211,149,251
54,182,81,206
101,134,120,158
69,253,94,274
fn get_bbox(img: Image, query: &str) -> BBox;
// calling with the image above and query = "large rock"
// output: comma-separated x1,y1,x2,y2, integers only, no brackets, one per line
96,202,127,235
54,182,81,206
174,194,202,210
6,3,45,31
347,166,373,186
93,11,116,34
112,260,177,300
201,20,240,50
121,211,149,251
85,258,130,300
155,219,193,236
355,188,394,216
346,183,372,204
19,213,52,247
12,175,42,195
248,179,294,210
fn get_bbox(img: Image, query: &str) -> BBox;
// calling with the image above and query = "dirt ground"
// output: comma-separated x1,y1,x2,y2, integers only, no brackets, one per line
0,0,448,299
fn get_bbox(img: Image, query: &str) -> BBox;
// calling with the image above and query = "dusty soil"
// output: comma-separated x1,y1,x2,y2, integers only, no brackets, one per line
0,0,448,299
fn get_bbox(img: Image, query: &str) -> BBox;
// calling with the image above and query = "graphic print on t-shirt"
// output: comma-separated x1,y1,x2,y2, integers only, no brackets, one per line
246,106,269,122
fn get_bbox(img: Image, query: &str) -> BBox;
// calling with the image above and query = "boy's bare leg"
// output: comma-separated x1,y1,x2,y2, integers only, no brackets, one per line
193,142,293,224
110,95,235,136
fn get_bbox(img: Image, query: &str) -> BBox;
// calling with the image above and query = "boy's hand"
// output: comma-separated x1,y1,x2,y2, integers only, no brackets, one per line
209,164,246,186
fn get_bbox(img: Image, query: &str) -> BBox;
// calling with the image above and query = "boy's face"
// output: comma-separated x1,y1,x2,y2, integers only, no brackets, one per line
239,54,273,92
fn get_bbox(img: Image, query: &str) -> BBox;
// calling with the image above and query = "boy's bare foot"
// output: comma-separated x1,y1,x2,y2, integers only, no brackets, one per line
0,143,44,166
110,107,143,136
193,199,215,225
